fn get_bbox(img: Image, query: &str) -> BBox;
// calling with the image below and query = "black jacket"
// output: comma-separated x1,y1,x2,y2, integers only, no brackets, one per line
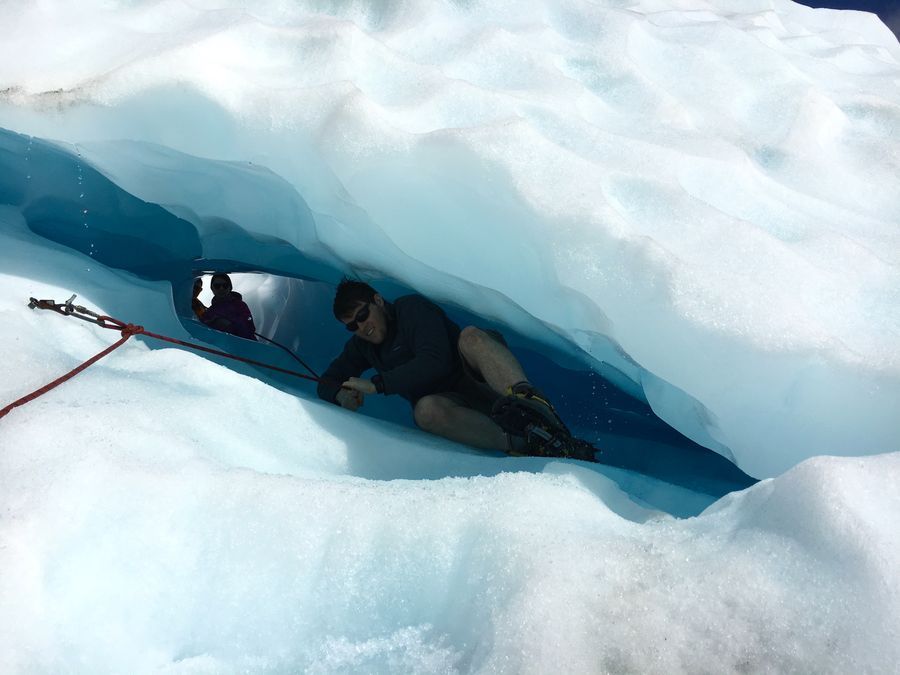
317,295,463,405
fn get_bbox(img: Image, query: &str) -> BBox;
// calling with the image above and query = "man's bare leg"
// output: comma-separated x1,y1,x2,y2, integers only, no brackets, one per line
413,394,508,451
457,326,528,394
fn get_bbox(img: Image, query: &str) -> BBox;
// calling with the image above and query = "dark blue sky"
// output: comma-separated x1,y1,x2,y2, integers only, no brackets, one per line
795,0,900,38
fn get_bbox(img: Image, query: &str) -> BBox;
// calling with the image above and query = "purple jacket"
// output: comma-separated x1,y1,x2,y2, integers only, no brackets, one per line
201,291,257,340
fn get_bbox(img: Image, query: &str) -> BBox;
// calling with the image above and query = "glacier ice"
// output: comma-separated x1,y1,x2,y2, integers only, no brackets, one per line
1,0,899,672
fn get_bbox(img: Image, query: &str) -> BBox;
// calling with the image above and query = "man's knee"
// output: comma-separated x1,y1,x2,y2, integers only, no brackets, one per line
458,326,489,356
413,395,452,431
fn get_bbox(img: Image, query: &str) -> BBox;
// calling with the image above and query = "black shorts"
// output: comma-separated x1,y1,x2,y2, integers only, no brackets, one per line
435,329,507,416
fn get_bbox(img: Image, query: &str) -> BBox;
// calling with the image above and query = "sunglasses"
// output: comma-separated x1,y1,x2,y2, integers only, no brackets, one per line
211,282,229,290
345,303,371,332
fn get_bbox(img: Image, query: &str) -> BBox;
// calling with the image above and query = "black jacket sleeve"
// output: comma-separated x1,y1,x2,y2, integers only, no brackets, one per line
317,337,371,404
380,297,457,399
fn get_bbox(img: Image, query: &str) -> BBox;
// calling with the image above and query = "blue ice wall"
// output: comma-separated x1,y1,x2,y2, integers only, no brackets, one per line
1,130,201,278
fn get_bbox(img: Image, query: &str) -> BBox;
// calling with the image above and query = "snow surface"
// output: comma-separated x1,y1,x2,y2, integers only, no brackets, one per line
1,0,899,672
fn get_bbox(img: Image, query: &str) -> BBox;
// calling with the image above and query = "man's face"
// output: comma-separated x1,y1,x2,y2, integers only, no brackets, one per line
211,278,230,299
341,294,388,344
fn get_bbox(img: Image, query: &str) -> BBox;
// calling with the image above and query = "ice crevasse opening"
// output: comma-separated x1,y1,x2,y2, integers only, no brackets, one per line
1,0,899,484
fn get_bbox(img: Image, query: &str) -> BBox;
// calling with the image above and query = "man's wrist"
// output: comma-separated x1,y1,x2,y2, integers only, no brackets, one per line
372,374,385,394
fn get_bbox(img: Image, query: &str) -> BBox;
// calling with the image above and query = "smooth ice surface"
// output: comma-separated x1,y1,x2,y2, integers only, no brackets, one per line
1,0,899,672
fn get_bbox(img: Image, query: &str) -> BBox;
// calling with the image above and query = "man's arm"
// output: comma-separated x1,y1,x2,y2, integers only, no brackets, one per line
239,300,257,337
200,306,231,331
317,338,371,405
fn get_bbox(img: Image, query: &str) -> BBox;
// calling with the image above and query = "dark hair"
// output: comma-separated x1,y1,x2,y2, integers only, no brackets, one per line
211,273,232,290
333,278,377,319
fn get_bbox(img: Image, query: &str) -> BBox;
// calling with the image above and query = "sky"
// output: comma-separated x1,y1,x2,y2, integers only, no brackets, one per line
797,0,900,37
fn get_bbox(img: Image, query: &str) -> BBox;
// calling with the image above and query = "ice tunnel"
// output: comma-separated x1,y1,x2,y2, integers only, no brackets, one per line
0,127,756,496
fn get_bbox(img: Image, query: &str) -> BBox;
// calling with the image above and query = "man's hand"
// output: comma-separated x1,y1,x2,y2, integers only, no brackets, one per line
336,387,364,411
342,377,377,395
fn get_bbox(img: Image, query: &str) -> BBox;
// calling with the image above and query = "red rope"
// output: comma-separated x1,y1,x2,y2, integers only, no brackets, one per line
0,327,137,419
138,327,322,382
1,310,326,421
